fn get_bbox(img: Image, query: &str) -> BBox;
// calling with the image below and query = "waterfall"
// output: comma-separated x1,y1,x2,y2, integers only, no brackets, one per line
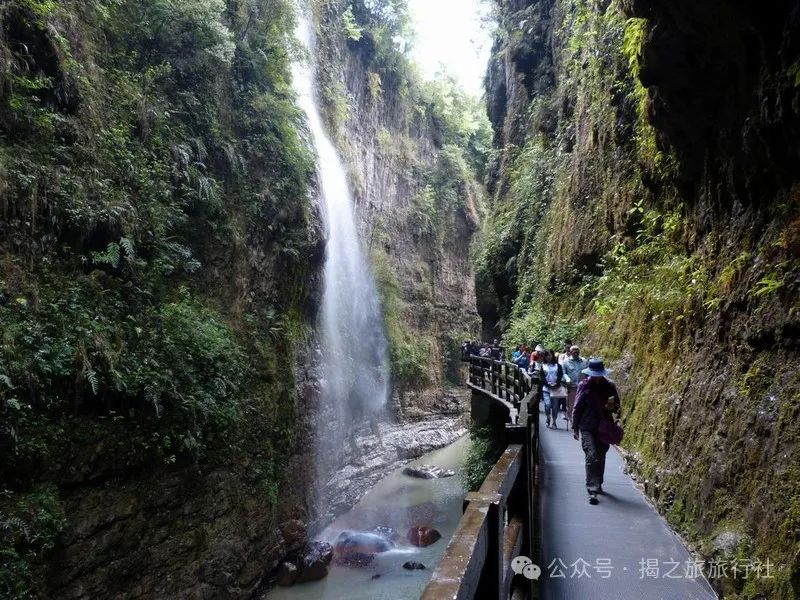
291,7,390,515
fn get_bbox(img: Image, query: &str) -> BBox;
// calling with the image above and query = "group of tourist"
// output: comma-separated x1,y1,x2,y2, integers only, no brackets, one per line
510,341,621,506
461,340,504,361
510,342,587,430
463,337,622,504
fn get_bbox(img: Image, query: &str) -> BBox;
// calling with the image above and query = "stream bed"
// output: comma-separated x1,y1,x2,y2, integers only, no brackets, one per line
266,435,470,600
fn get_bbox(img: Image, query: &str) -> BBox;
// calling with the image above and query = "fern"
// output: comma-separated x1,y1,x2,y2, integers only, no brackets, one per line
752,261,788,297
119,236,135,259
752,276,785,297
342,6,363,41
87,370,99,395
92,242,121,269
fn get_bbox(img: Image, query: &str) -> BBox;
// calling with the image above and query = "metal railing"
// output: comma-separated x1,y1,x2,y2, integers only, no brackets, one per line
421,357,539,600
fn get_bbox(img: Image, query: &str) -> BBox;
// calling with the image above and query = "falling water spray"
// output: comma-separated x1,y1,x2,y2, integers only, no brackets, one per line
291,4,390,523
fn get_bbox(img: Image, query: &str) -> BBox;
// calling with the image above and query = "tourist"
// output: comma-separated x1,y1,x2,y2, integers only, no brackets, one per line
556,342,572,414
562,345,587,427
512,345,522,362
540,350,567,429
558,341,572,365
516,350,530,371
571,358,620,505
530,344,546,373
513,344,528,365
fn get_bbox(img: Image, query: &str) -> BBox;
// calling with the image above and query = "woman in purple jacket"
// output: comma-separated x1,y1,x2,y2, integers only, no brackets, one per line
571,359,620,505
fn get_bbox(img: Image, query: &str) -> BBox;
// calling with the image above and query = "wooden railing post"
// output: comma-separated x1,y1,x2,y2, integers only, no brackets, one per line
455,362,540,600
469,492,503,600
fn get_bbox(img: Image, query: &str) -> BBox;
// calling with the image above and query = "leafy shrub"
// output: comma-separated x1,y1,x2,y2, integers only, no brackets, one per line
0,486,66,599
461,424,504,492
505,307,585,352
0,274,248,474
0,0,318,590
371,250,434,389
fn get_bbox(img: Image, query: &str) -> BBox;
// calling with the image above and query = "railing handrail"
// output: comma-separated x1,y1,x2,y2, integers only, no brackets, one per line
422,357,539,600
421,444,524,600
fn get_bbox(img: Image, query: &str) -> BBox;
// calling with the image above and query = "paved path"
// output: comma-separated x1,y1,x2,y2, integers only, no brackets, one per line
537,407,717,600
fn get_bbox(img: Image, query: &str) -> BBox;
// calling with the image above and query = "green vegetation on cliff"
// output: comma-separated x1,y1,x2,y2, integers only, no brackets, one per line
478,0,800,597
0,0,319,595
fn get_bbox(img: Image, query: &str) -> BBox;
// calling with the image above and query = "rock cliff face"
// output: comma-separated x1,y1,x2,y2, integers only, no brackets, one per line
0,1,479,598
0,0,329,597
479,0,800,598
315,1,482,406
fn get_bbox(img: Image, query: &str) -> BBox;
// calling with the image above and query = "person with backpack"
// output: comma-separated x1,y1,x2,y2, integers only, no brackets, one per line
540,350,567,429
571,359,621,505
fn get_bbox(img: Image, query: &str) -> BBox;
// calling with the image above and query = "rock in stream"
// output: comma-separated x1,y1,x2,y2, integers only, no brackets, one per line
402,464,456,479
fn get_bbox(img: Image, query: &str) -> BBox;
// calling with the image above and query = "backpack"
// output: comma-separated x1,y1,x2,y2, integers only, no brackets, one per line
597,419,624,445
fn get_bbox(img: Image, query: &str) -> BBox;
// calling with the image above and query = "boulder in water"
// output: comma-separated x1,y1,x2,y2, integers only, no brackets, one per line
335,551,375,568
371,525,401,543
403,561,426,570
333,531,393,568
407,525,441,547
334,531,394,554
276,561,299,587
402,464,455,479
296,541,333,583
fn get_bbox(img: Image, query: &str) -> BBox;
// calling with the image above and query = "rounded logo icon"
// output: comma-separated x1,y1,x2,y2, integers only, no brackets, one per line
522,563,542,580
511,555,532,575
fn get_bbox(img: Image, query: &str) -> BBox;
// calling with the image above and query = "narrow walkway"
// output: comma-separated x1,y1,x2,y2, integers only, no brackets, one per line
538,407,717,600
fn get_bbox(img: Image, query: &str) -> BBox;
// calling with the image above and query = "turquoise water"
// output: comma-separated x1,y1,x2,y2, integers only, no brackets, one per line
266,435,470,600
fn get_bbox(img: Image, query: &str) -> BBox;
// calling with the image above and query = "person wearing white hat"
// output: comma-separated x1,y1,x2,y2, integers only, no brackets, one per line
528,344,546,374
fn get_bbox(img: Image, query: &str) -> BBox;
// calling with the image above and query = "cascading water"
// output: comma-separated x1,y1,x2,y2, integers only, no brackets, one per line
267,8,472,599
291,6,390,516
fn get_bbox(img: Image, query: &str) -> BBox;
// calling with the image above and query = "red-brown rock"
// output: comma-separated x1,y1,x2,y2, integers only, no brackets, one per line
407,525,441,547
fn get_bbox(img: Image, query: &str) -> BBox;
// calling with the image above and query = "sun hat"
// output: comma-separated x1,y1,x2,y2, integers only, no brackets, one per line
569,345,580,352
534,344,545,352
582,358,611,377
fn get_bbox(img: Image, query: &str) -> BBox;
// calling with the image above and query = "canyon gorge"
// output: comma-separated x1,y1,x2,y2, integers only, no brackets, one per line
0,0,798,599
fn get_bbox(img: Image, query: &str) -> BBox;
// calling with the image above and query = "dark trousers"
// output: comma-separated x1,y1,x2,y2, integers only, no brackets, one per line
580,430,609,493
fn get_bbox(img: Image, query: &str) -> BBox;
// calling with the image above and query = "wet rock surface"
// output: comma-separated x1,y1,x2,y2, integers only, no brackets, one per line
402,464,456,479
275,541,334,586
321,410,468,523
276,562,299,587
333,531,394,555
402,561,426,570
407,525,442,548
296,541,333,583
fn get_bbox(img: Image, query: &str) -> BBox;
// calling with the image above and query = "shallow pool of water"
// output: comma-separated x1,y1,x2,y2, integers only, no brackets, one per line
266,435,470,600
